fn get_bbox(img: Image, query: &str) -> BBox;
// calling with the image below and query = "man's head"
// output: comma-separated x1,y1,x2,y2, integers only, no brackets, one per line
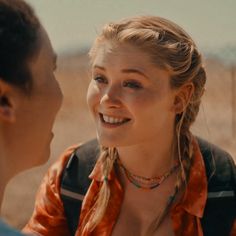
0,0,63,178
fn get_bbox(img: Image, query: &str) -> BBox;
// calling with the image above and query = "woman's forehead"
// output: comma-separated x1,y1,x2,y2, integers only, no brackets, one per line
92,42,154,69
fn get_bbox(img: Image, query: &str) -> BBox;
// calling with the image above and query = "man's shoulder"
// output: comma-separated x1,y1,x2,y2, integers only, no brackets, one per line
0,220,24,236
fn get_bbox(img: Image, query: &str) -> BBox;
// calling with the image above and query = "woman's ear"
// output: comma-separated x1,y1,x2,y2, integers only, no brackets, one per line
173,83,194,114
0,79,16,123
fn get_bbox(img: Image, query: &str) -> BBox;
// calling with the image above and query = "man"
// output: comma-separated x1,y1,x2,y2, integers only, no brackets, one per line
0,0,63,234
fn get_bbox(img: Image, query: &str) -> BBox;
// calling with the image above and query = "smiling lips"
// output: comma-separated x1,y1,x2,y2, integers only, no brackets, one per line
99,113,130,125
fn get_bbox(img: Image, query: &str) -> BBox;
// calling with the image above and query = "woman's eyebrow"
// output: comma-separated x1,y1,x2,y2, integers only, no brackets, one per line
93,65,148,79
93,65,106,71
121,68,149,79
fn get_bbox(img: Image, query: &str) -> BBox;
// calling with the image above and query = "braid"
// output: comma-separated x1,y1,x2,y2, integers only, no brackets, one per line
176,121,194,188
171,67,206,212
82,147,117,233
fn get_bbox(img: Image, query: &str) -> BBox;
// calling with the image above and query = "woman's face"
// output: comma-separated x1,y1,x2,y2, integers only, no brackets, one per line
87,42,178,147
3,26,63,173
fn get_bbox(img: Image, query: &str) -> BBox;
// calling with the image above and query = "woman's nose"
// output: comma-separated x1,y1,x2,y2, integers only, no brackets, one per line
100,85,122,108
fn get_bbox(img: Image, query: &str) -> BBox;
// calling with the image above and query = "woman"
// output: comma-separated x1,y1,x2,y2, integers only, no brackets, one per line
24,16,236,236
0,0,63,234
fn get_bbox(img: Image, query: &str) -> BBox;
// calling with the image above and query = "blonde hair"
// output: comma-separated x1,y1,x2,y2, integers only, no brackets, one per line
83,15,206,233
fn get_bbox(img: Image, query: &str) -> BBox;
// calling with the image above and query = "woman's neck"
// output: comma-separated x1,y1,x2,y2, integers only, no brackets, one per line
117,135,176,179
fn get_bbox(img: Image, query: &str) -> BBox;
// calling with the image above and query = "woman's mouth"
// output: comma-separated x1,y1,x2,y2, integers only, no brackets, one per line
99,113,131,126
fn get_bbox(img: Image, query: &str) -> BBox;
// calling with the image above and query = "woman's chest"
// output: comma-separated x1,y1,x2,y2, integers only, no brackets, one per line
110,176,177,236
111,213,175,236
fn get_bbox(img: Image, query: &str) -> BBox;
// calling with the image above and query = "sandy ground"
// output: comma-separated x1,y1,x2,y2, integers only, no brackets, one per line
1,53,235,229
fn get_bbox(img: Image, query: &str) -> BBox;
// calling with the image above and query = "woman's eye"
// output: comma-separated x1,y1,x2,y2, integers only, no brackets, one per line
93,76,107,84
123,81,142,89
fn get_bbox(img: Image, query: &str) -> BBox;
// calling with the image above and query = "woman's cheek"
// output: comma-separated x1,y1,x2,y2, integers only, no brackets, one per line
87,83,101,111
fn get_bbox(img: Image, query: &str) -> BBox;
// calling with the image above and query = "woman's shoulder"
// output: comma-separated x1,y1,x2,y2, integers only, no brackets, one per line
44,142,84,187
196,137,236,236
60,139,99,188
196,136,236,189
49,144,81,174
47,139,99,187
196,137,234,161
57,139,99,170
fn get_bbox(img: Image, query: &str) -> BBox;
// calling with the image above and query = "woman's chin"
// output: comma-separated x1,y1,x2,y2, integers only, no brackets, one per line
97,135,117,148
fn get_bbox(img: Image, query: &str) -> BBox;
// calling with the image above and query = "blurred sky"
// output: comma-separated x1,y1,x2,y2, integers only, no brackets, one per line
26,0,236,55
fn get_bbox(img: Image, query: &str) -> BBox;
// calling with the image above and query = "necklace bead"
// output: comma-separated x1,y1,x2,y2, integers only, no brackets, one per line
117,159,179,190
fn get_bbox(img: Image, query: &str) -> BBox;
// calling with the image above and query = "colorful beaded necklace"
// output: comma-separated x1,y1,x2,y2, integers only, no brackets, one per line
117,159,180,190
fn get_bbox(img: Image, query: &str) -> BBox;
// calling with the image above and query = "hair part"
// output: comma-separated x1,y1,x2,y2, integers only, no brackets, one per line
0,0,41,93
84,15,207,232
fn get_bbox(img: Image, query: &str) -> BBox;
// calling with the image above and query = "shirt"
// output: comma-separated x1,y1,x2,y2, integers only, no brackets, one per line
23,140,236,236
76,138,207,236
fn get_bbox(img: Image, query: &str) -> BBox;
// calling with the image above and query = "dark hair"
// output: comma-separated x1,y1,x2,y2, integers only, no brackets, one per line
0,0,41,92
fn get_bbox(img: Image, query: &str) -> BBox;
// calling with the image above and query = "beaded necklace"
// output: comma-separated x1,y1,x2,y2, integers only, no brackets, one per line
117,158,180,190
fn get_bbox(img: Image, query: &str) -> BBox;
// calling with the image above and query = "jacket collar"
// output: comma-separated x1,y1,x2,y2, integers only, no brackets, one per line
179,137,208,218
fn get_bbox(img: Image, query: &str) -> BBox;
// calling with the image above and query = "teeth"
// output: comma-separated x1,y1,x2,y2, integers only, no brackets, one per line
103,115,126,124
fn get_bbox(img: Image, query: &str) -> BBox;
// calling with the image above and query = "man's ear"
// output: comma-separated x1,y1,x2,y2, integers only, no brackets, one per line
0,79,16,123
173,83,194,114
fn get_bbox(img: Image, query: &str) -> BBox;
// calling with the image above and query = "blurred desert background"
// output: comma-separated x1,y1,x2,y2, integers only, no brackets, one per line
1,0,236,231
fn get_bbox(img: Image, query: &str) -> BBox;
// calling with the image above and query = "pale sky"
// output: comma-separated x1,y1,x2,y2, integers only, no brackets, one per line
26,0,236,55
